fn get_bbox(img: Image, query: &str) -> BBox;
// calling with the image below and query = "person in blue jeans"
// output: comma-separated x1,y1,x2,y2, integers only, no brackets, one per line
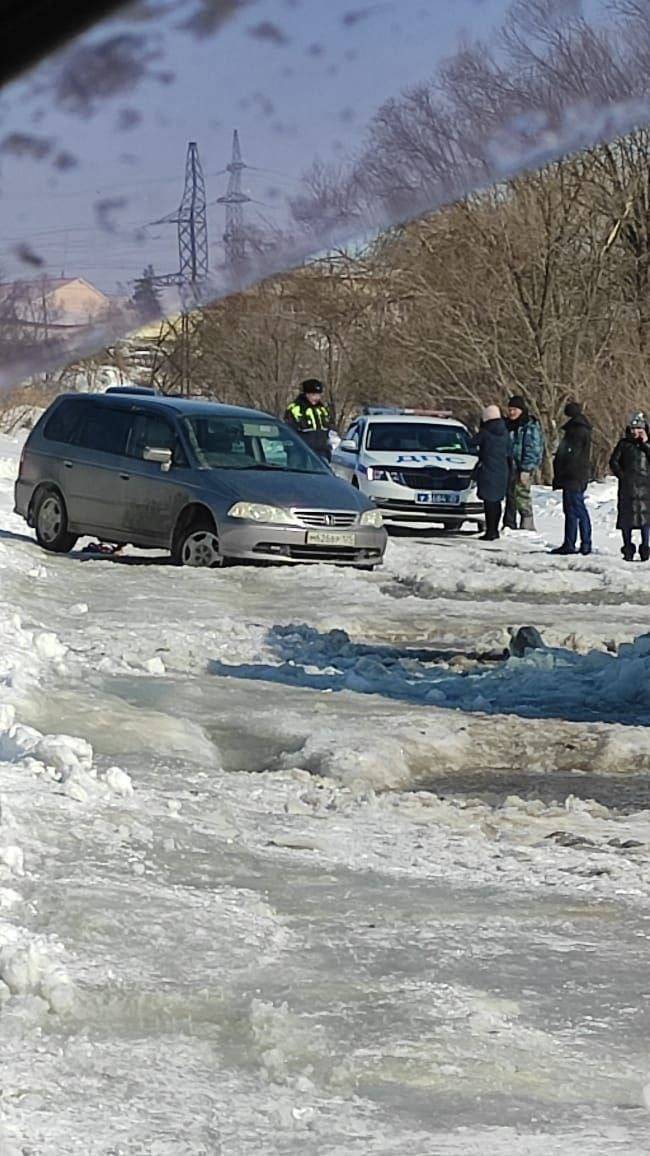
550,401,593,556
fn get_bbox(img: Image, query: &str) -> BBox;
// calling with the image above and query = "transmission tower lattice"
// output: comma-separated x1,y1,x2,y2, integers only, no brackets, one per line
217,130,251,270
153,141,209,288
148,141,209,395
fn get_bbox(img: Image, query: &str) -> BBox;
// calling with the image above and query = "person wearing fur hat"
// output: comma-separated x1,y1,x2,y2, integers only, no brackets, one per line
609,411,650,562
551,400,593,555
503,394,545,531
285,379,333,461
472,405,512,541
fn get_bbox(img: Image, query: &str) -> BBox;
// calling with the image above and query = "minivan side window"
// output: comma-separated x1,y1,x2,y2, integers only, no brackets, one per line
75,405,131,456
43,400,85,444
127,412,188,467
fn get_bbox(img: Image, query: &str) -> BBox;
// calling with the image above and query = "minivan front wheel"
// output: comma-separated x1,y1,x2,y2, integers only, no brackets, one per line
34,489,77,554
174,518,224,568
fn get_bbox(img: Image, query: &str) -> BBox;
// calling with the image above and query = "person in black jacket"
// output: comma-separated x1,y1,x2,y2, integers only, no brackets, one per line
551,401,593,555
610,411,650,562
284,379,332,461
472,405,511,541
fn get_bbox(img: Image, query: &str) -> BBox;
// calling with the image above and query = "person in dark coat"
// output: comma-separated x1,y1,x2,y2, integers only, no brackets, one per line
609,411,650,562
284,379,333,461
550,401,593,555
472,405,511,541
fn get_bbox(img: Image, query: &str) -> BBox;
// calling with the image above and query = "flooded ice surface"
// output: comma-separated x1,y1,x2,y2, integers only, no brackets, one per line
1,434,650,1153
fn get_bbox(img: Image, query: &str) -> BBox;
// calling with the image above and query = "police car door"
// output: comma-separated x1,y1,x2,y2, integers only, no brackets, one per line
332,419,362,483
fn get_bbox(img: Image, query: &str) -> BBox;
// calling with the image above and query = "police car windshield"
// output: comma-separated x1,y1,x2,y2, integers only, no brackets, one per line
183,415,328,473
366,422,472,454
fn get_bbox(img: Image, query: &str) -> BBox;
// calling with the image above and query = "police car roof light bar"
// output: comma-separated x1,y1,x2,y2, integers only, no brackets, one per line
361,405,454,418
105,386,159,396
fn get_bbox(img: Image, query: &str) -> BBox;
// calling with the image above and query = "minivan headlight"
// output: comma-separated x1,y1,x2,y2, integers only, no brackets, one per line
360,509,384,528
228,502,298,524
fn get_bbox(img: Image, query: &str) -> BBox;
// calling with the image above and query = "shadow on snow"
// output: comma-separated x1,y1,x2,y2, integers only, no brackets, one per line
208,623,650,728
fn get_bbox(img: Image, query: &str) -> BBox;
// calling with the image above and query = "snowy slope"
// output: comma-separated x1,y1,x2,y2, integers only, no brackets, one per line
1,431,650,1154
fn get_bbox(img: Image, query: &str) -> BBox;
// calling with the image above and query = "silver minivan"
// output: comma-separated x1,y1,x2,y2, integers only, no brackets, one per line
14,390,387,568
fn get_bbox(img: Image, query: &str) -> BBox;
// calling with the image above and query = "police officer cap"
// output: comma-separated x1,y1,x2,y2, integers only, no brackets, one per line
302,378,324,394
629,410,648,429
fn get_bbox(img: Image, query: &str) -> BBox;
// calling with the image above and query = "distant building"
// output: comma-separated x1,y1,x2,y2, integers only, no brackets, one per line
0,276,115,331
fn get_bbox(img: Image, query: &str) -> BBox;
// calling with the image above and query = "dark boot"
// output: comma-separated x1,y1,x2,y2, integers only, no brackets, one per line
621,545,636,562
550,544,576,556
640,545,650,562
482,501,501,541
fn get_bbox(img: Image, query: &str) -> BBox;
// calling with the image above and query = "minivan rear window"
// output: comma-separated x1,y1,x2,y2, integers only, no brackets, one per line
76,405,132,456
43,400,85,445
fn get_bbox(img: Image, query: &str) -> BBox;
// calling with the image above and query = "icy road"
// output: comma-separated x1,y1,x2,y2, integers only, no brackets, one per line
1,431,650,1155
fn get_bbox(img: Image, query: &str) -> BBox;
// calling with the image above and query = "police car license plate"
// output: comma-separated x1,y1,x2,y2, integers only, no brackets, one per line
416,492,461,505
307,530,355,546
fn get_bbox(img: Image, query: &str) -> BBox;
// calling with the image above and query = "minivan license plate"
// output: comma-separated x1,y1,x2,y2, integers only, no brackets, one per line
416,492,461,505
307,530,355,546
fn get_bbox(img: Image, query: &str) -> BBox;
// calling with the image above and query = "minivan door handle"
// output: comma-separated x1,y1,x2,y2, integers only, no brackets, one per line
119,472,130,481
64,460,73,469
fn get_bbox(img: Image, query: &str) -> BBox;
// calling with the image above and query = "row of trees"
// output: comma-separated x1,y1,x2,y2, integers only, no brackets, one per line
174,0,650,478
181,122,650,477
6,0,650,481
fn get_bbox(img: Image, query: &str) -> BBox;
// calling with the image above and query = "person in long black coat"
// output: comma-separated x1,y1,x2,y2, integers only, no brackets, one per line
610,411,650,561
472,405,511,541
551,401,593,555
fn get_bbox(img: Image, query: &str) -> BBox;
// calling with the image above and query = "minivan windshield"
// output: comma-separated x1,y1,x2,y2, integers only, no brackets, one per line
183,414,329,474
366,422,473,454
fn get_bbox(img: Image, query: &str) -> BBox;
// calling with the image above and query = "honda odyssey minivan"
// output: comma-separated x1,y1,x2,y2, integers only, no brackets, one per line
14,390,386,568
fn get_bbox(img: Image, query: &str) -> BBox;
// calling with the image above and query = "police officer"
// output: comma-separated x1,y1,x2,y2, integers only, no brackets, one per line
285,379,332,461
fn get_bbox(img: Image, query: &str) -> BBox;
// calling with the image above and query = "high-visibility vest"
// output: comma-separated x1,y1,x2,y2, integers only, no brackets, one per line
287,401,330,431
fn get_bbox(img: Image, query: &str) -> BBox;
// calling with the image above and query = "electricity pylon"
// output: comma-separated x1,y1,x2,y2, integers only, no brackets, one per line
217,130,251,275
149,142,208,394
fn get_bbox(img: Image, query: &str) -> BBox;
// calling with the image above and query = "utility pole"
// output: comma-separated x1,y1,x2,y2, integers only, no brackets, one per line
149,141,209,395
217,130,251,280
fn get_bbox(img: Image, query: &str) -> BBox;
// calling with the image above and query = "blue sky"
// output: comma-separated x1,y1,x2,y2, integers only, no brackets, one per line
0,0,608,294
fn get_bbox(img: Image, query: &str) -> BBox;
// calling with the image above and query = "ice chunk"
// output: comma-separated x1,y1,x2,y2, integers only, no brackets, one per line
32,733,93,777
33,632,67,662
0,703,16,732
144,656,166,675
105,765,134,797
0,845,24,875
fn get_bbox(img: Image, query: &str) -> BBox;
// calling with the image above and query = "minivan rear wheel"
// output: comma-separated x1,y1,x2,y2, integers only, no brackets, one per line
174,517,224,568
34,489,77,554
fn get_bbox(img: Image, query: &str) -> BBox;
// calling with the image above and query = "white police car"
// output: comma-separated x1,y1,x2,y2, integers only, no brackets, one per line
331,409,483,531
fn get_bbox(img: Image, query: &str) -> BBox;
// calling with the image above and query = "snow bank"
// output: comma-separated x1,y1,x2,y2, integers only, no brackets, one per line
285,719,473,791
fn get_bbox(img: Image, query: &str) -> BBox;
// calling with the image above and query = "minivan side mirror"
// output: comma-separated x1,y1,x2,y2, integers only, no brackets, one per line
143,446,173,471
340,439,358,453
